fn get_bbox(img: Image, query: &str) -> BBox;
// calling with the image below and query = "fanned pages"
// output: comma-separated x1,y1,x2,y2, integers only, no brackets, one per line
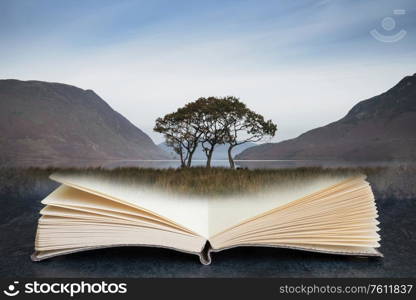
32,172,382,265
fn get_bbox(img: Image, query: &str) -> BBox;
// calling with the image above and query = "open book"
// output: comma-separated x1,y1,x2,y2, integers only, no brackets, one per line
32,172,382,264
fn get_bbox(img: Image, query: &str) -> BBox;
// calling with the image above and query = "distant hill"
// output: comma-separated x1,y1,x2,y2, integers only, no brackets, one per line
0,79,168,165
158,142,257,160
237,73,416,161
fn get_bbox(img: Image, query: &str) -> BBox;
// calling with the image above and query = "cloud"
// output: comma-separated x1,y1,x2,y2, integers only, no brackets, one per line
1,0,415,143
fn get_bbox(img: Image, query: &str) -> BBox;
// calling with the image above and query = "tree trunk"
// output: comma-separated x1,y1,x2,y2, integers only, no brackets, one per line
206,147,214,168
227,145,235,169
179,151,186,168
187,151,194,167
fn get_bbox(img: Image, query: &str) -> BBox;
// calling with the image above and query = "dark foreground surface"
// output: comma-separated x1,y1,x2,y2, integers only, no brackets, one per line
0,189,415,278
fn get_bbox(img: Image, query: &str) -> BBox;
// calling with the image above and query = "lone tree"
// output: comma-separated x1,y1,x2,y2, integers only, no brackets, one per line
154,96,277,168
197,97,228,168
220,97,277,168
154,105,203,167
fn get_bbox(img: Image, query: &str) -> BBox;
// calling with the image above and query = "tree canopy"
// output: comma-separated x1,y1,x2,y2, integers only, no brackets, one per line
154,96,277,168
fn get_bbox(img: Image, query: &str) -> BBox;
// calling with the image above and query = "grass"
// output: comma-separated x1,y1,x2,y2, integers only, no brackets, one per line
1,165,415,199
55,166,359,197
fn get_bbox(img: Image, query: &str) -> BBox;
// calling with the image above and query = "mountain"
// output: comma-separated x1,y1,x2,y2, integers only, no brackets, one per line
158,142,257,160
236,73,416,161
0,79,168,165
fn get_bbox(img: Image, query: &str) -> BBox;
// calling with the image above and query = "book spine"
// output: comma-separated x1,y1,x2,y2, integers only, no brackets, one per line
198,241,213,265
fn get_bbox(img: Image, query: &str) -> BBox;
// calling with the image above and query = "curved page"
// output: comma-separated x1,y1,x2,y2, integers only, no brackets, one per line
50,173,210,238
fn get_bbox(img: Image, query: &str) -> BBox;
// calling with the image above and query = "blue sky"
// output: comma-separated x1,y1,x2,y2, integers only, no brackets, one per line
1,0,416,143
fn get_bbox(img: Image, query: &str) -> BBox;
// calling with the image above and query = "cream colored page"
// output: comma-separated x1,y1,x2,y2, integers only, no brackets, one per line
42,185,167,221
50,173,209,238
207,175,352,237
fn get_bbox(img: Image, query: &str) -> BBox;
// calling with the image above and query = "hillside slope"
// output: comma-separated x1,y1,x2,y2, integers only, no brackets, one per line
0,79,168,164
236,74,416,161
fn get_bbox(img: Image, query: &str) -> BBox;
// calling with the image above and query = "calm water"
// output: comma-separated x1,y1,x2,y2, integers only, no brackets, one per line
92,159,413,169
7,159,414,169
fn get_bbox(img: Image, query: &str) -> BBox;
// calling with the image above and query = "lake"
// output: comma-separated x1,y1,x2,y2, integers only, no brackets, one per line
10,158,410,169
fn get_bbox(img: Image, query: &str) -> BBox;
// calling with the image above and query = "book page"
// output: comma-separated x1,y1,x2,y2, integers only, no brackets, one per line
50,173,210,238
207,175,353,237
50,172,353,239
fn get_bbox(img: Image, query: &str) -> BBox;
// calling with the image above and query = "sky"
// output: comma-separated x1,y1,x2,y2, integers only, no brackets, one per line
1,0,416,144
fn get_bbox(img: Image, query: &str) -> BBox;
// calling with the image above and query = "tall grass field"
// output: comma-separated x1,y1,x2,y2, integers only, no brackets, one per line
1,165,415,199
